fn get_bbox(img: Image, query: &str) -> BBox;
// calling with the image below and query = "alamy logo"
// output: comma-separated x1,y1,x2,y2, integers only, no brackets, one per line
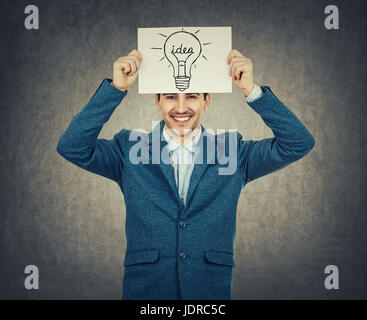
324,5,339,30
324,265,339,290
24,265,39,290
128,121,238,175
24,5,39,30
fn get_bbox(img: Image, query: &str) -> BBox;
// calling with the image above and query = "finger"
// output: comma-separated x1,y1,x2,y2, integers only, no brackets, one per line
234,63,246,80
228,58,246,75
118,51,142,67
230,58,252,76
228,54,244,66
230,57,246,64
230,62,246,80
227,49,238,64
227,49,245,64
128,49,143,69
129,49,143,63
228,55,249,68
114,60,130,73
124,57,138,75
229,60,244,76
128,49,139,57
129,54,142,70
231,63,243,79
228,57,250,75
128,54,143,75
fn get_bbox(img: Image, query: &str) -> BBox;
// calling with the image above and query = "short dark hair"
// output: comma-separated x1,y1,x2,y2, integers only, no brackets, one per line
157,93,208,101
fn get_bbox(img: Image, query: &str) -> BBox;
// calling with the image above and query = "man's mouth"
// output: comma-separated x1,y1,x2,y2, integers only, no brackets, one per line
170,114,193,125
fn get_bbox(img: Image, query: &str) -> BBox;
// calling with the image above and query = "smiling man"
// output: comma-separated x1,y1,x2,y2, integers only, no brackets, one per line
56,48,315,300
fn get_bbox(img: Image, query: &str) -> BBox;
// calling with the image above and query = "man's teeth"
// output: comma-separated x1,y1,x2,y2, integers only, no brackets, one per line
173,116,190,122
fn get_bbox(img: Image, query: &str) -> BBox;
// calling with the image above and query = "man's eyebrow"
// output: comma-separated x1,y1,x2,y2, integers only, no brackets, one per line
161,93,200,96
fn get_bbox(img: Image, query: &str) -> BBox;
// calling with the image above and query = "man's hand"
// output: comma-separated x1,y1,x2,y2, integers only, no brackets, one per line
112,49,143,92
227,49,255,97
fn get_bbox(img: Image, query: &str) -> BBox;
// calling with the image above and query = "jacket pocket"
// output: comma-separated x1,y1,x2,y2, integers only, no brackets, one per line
204,250,236,267
124,248,160,266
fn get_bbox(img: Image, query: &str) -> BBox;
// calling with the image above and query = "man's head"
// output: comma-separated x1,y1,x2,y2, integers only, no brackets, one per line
155,92,210,138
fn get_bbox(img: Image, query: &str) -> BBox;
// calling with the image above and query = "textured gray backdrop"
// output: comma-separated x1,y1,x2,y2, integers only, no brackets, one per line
0,0,366,299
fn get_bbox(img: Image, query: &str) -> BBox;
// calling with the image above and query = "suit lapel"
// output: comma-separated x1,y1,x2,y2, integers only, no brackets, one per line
185,124,216,207
149,120,181,203
148,121,217,208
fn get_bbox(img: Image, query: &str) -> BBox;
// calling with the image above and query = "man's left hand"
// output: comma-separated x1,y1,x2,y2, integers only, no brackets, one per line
227,49,255,97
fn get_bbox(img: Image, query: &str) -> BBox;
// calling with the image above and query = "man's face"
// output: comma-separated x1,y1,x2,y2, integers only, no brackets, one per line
155,93,210,138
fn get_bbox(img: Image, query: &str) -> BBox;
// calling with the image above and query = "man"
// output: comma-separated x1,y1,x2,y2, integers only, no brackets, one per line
56,48,315,299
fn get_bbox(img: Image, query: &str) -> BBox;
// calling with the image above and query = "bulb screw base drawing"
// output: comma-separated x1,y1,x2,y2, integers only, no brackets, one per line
175,76,190,91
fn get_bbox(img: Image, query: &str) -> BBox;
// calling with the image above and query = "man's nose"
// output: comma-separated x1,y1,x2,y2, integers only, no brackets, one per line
176,94,187,112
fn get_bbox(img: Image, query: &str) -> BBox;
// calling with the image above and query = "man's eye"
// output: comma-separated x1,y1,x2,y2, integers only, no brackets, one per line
166,96,175,100
188,95,197,99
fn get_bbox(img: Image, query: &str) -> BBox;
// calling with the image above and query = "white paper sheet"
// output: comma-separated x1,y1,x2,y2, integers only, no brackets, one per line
138,26,232,94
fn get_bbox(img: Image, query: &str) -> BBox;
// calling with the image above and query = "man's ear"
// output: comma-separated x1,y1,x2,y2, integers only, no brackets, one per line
155,94,161,110
203,93,211,111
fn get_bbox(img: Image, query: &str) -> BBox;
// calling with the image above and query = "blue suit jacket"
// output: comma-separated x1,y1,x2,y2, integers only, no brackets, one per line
56,79,315,299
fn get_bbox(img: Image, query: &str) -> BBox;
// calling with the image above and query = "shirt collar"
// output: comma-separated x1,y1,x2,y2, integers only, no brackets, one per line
163,124,202,154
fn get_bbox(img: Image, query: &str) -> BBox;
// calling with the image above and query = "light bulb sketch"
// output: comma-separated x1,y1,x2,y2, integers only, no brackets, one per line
164,31,201,91
150,28,212,91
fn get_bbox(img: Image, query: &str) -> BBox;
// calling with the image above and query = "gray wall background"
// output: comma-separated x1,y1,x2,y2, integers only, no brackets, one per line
0,0,366,299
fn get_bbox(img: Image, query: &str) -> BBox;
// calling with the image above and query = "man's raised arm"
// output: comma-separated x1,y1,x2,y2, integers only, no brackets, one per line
227,49,315,185
56,50,142,182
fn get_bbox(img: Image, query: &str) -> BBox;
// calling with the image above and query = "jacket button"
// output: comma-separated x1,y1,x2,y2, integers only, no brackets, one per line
179,252,186,259
179,221,186,228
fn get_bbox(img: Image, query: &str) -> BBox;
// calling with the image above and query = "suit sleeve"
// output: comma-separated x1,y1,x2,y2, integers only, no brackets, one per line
239,86,315,186
56,78,128,183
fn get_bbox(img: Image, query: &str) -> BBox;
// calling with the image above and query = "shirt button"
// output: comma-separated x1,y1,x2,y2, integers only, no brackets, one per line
179,221,186,228
179,252,186,259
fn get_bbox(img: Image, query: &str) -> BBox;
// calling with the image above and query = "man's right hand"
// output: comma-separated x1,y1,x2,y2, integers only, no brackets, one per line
112,49,143,92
